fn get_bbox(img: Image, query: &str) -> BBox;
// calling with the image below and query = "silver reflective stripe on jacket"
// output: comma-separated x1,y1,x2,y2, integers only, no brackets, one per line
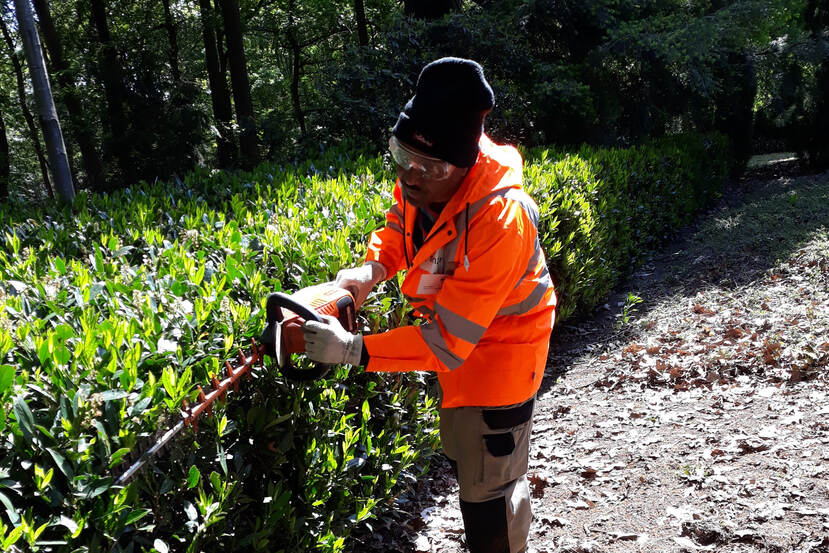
503,187,540,227
436,301,487,344
512,242,545,290
497,267,553,317
420,320,465,370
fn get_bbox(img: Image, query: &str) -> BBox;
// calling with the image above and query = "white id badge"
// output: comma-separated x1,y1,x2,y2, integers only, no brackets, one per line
417,273,448,295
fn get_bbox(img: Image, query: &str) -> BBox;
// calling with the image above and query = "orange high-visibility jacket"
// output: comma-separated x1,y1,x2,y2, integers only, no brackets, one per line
363,135,556,408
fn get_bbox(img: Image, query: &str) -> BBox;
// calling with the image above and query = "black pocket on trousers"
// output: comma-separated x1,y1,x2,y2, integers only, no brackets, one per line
483,432,515,457
482,399,534,430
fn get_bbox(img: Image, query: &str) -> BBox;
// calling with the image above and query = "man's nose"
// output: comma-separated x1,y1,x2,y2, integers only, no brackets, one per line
401,167,426,186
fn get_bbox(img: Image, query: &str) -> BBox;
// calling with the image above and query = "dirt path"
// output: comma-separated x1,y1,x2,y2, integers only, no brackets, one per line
355,162,829,553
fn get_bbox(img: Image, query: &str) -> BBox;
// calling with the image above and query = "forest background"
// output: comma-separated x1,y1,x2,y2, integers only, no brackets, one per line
0,0,827,201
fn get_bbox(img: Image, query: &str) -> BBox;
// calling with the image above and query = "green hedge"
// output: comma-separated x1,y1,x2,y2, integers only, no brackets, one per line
0,132,729,552
526,133,730,321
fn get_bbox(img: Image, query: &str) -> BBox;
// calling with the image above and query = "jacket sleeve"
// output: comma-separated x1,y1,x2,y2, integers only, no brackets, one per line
364,182,407,280
364,198,536,373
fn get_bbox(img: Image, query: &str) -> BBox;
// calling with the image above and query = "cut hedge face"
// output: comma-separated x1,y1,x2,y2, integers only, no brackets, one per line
526,133,731,321
0,132,729,552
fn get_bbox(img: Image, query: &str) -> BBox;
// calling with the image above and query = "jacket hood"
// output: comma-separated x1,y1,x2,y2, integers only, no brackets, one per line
432,134,523,228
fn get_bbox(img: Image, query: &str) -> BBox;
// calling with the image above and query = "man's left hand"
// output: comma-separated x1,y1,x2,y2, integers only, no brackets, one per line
302,314,363,365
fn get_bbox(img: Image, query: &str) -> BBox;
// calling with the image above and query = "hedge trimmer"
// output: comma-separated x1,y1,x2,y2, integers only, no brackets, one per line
115,284,357,485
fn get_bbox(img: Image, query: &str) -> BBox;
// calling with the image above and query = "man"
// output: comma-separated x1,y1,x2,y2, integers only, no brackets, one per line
302,57,556,553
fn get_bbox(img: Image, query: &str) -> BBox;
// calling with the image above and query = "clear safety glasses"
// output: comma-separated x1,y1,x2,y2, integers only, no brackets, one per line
388,136,453,181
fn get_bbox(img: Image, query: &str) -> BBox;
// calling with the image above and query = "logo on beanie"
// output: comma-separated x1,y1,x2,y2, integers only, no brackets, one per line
413,132,434,147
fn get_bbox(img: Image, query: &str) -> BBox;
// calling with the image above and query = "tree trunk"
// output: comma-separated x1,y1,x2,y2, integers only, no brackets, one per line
216,25,229,77
0,108,9,201
32,0,105,191
160,0,181,83
805,0,829,170
289,36,305,137
13,0,74,202
198,0,236,168
89,0,132,187
287,0,306,137
217,0,258,169
1,15,53,199
354,0,368,47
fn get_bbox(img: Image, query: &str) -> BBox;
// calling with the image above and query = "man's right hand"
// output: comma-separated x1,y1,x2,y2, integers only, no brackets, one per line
335,262,386,309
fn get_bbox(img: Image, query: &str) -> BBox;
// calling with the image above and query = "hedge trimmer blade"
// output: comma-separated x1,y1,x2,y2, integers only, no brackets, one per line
114,286,356,484
114,340,266,485
115,420,186,485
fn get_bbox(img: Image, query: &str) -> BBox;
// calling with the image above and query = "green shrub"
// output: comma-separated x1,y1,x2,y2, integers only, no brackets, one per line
0,150,439,553
0,132,729,552
526,132,730,320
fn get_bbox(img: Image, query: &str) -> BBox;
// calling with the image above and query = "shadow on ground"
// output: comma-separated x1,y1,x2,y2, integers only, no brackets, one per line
540,162,829,409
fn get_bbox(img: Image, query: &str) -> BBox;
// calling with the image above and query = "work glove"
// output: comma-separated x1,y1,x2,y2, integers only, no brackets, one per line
335,262,386,310
302,314,363,366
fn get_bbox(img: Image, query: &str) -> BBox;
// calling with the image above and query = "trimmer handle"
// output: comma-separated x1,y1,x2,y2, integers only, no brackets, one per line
265,292,322,326
261,292,332,381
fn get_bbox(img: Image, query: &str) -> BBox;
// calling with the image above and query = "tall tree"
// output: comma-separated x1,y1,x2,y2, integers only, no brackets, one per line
218,0,258,169
805,0,829,169
32,0,104,190
286,0,306,137
13,0,73,202
0,108,9,200
89,0,132,187
1,14,52,198
160,0,181,83
354,0,368,47
198,0,236,168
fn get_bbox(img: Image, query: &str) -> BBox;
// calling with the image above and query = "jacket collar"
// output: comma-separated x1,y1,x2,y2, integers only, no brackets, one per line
401,134,522,268
424,134,518,235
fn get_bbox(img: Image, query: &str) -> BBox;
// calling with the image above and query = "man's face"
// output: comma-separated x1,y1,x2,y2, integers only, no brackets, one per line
390,137,469,209
396,164,469,209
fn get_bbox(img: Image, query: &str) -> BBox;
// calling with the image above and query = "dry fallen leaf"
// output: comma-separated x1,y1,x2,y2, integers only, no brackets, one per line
540,516,570,528
694,304,716,316
624,343,645,354
608,531,640,541
762,339,782,365
567,498,596,510
724,326,744,339
528,473,550,499
580,467,598,479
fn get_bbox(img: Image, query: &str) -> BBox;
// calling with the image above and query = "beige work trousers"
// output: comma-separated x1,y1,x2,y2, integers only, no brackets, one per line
440,396,535,553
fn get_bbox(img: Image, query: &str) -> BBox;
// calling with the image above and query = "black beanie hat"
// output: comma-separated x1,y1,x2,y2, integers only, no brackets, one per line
392,57,495,168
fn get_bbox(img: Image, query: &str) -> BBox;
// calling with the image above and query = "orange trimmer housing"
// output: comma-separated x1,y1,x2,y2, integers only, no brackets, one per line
279,285,357,354
260,284,357,380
